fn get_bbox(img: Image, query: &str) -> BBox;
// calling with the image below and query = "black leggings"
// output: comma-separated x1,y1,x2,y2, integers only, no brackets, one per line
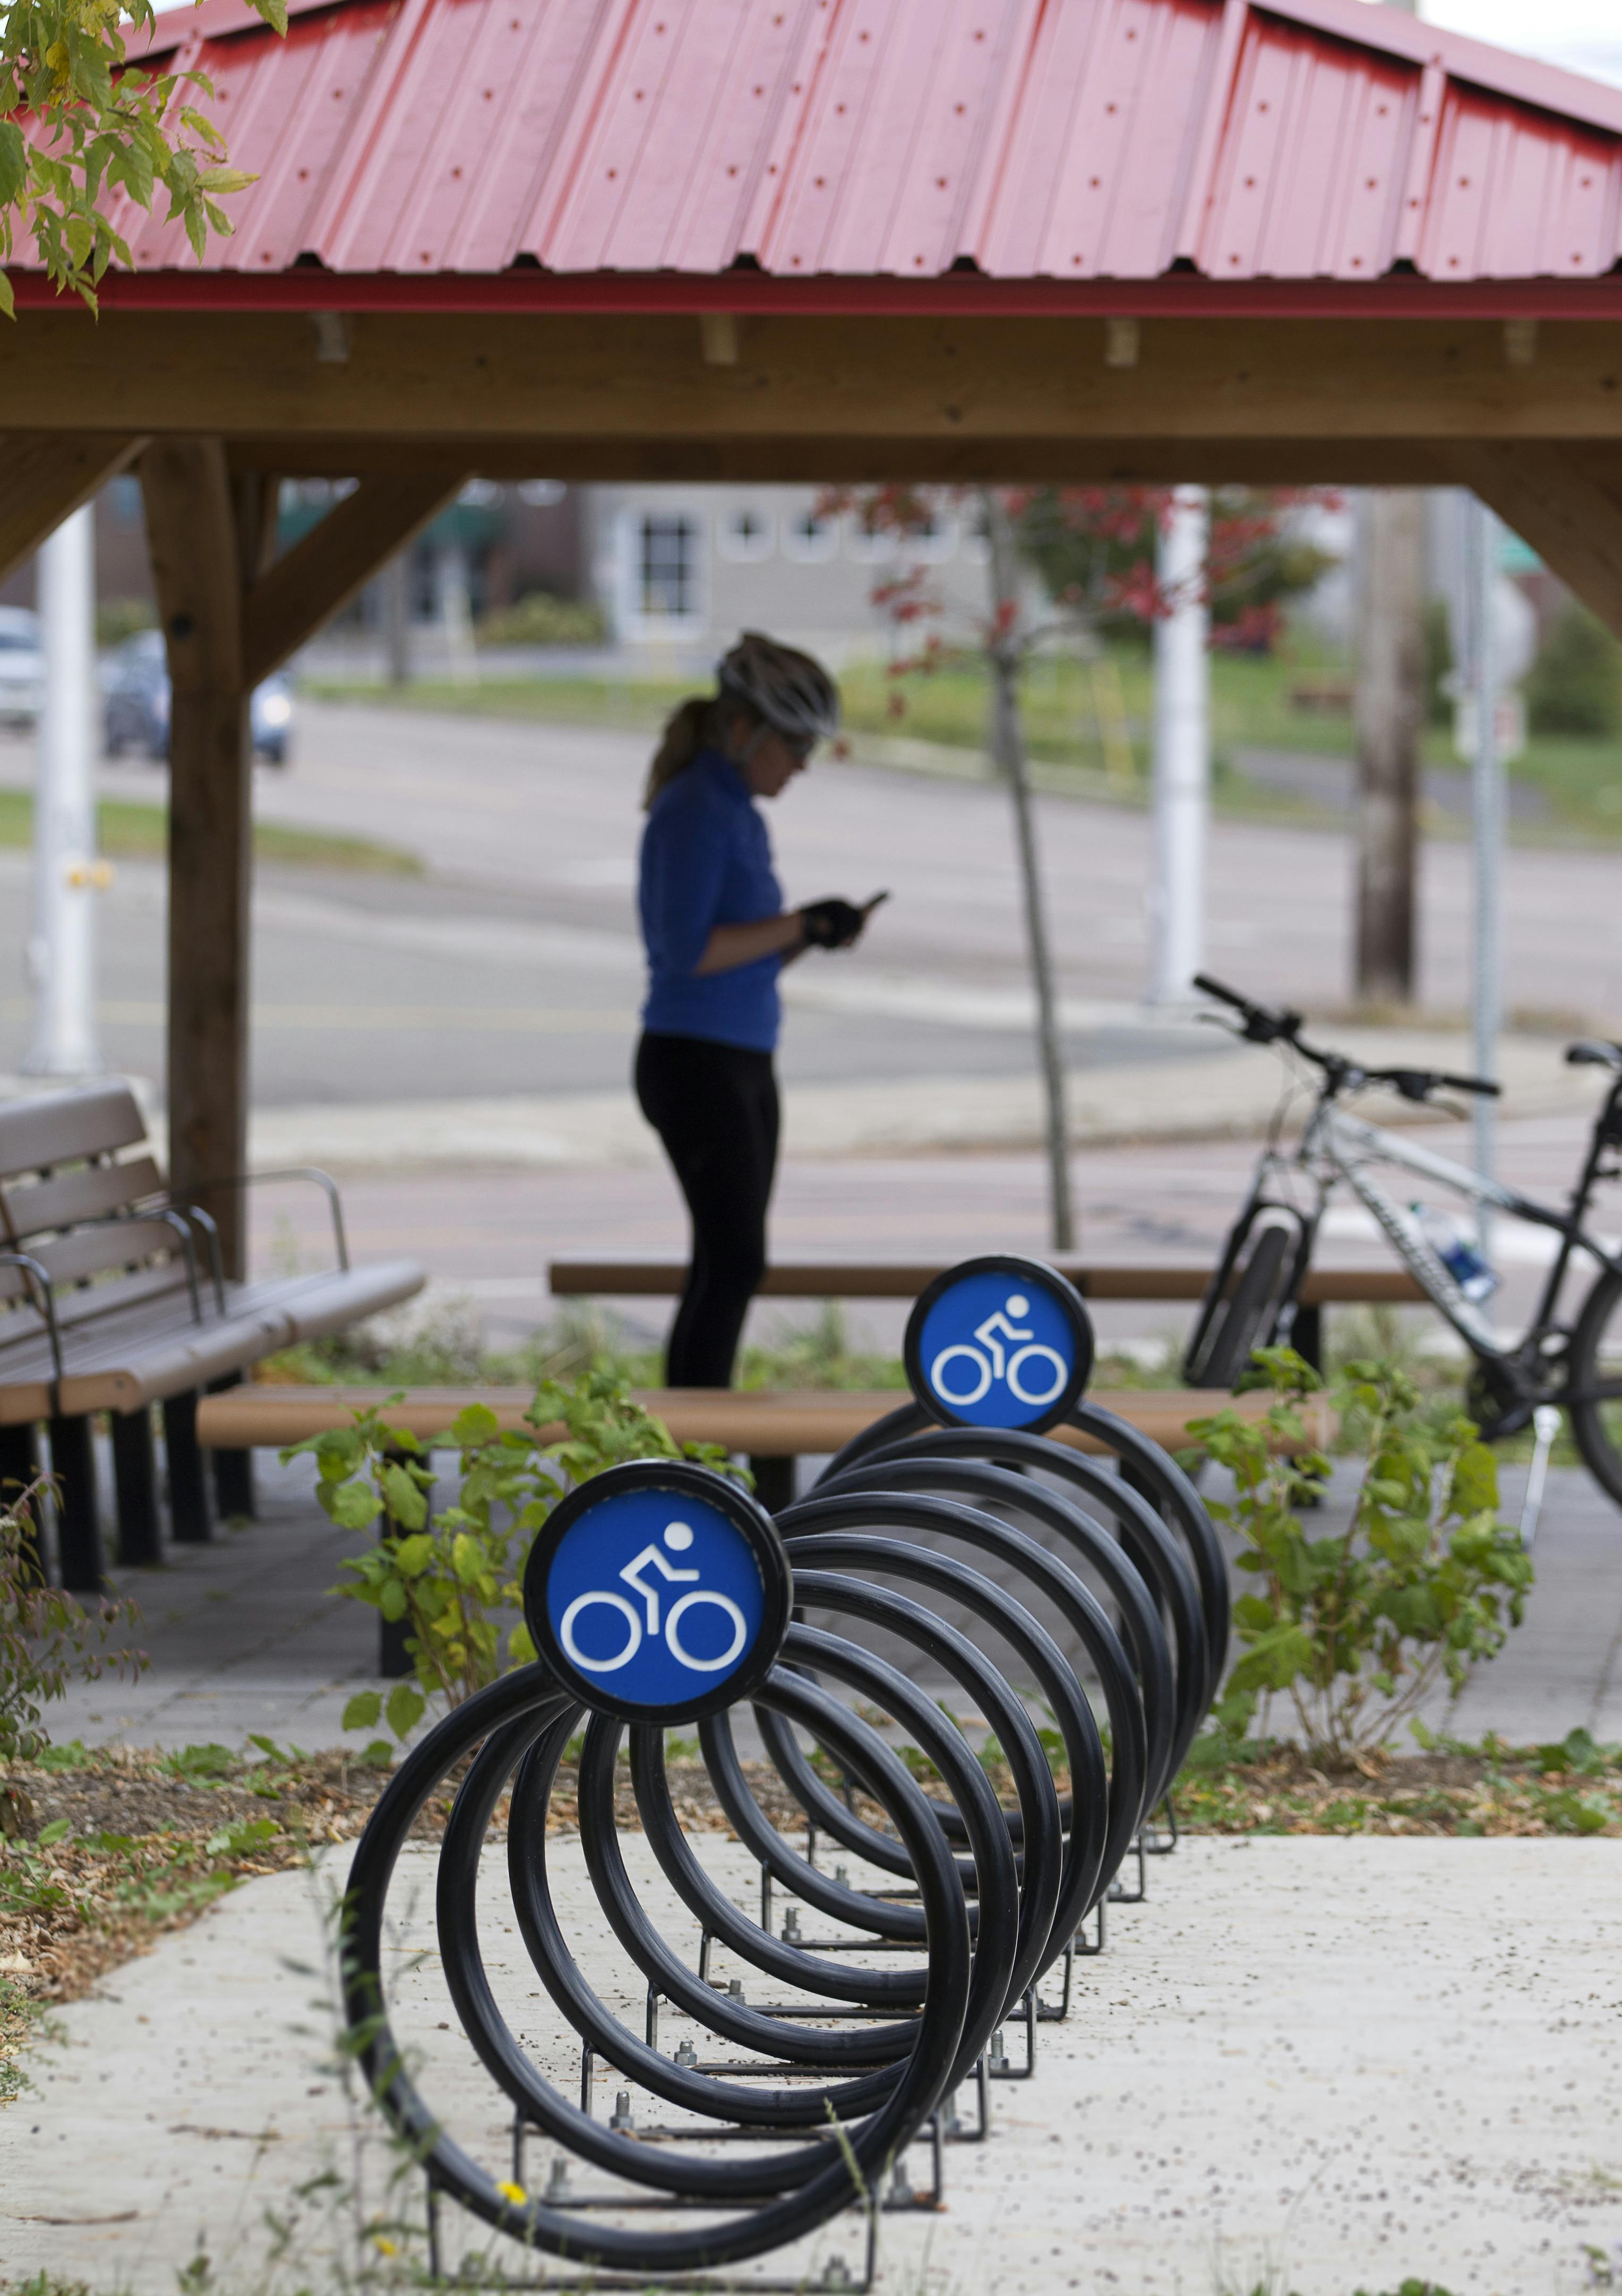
634,1031,779,1388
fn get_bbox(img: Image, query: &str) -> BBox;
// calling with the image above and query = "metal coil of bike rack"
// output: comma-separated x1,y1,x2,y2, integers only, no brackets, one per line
338,1259,1232,2290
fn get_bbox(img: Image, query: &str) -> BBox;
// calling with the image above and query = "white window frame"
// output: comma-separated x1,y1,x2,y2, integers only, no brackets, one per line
619,506,708,637
906,510,959,563
781,505,840,564
843,513,898,565
716,503,776,564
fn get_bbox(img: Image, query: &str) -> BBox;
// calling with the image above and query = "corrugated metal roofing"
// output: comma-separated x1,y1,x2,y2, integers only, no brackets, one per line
41,0,1622,293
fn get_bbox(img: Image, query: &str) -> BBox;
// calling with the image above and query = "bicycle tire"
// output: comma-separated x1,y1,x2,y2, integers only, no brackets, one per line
1186,1220,1293,1390
1567,1269,1622,1508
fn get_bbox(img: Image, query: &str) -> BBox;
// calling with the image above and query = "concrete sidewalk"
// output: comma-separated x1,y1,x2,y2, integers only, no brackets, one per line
3,1833,1619,2295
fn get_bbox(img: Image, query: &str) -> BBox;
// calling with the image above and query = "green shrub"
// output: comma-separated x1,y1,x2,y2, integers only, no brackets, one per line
1191,1349,1533,1758
1527,603,1622,737
477,589,606,649
0,1484,145,1831
288,1369,740,1756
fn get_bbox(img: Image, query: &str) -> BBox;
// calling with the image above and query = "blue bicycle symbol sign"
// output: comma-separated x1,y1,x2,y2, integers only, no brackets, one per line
929,1293,1068,1411
526,1465,789,1721
558,1517,749,1679
906,1257,1092,1432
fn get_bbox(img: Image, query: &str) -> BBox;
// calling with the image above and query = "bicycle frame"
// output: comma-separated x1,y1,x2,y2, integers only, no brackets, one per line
1260,1056,1622,1398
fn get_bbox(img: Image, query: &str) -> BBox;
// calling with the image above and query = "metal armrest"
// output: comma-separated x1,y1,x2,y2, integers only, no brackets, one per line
166,1202,228,1314
169,1167,350,1272
0,1250,65,1389
71,1203,208,1323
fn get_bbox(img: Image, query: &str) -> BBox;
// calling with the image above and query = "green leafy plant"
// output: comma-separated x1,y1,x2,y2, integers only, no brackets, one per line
0,1482,144,1831
288,1371,740,1752
1192,1349,1533,1758
1,0,286,316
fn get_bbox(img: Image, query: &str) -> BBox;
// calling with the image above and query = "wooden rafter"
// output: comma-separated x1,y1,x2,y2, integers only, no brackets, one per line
242,474,462,687
1439,443,1622,638
0,433,145,586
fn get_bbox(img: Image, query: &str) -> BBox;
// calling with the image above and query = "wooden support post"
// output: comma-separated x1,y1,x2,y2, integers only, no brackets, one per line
143,448,463,1282
141,440,259,1276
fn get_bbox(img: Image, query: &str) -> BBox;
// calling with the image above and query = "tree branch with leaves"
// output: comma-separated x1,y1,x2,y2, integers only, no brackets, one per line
0,0,283,316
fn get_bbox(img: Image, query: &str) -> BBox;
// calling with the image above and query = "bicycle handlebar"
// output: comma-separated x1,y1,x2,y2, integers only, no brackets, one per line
1192,976,1501,1102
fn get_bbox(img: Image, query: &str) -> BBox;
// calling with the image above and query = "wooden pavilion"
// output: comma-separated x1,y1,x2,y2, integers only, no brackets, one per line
5,0,1622,1267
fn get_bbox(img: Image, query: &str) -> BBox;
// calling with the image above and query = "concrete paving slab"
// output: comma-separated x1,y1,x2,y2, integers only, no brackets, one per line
3,1834,1620,2296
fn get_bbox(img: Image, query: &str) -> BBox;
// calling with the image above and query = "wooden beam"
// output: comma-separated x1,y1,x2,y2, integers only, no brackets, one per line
0,433,144,586
220,434,1459,486
7,312,1622,445
140,438,254,1278
1438,443,1622,638
241,472,461,687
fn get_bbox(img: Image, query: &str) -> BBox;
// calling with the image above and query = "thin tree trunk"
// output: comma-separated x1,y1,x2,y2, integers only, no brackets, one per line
384,552,411,687
984,492,1075,1252
1353,488,1425,1006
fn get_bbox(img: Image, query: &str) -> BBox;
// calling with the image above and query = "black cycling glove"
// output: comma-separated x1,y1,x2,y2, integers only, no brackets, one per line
800,897,866,950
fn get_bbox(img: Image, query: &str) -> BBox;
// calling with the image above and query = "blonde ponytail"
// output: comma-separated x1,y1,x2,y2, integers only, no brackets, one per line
643,696,714,810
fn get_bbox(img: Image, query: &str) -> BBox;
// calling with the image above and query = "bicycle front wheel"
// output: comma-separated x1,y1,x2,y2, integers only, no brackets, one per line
1566,1270,1622,1508
1185,1219,1293,1389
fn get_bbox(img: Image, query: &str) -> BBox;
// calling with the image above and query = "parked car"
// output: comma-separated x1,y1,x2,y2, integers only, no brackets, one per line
0,607,44,728
102,629,294,765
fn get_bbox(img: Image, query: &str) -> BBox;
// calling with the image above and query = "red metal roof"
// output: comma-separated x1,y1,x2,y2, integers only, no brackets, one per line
19,0,1622,309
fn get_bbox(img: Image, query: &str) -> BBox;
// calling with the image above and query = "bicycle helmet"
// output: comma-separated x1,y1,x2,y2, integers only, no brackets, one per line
716,631,840,745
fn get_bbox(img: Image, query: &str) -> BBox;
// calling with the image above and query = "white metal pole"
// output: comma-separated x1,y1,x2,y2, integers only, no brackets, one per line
1148,485,1210,1004
1470,496,1501,1247
23,504,103,1078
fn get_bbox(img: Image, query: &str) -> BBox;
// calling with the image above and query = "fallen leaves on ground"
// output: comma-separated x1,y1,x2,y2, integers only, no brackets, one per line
1173,1740,1622,1838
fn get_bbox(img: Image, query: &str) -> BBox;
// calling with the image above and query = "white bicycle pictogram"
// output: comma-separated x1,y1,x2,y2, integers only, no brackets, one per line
929,1291,1069,1409
558,1519,749,1676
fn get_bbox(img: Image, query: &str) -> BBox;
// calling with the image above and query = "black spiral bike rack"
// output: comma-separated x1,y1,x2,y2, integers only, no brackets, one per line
339,1257,1230,2289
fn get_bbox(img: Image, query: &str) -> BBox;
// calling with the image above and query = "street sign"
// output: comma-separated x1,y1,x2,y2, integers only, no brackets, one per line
521,1459,792,1723
904,1255,1094,1434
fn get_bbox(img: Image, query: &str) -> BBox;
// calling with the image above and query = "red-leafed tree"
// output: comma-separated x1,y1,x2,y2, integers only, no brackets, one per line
822,484,1330,1249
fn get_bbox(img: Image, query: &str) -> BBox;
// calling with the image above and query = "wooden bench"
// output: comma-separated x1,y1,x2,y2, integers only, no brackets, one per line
201,1379,1332,1679
0,1082,424,1587
198,1381,1327,1458
549,1260,1427,1372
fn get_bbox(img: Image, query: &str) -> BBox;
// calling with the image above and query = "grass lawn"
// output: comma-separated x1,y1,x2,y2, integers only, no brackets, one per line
307,642,1622,846
0,788,420,875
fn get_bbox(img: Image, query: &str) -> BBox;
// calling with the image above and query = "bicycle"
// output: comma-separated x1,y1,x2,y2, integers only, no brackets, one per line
1183,973,1622,1510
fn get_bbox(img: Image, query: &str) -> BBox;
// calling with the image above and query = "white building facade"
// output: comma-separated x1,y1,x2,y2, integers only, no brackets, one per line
587,484,994,668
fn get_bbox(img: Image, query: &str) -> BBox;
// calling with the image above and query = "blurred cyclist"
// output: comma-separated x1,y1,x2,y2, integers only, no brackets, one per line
636,631,878,1386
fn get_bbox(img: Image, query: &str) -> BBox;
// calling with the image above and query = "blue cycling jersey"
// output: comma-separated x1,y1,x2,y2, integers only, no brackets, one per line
638,750,784,1052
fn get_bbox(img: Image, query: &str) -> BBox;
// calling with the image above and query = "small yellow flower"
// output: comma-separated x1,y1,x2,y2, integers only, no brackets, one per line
496,2181,528,2208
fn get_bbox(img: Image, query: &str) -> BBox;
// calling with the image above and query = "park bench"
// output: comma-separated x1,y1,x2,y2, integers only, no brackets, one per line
0,1081,423,1588
547,1258,1427,1374
197,1378,1335,1679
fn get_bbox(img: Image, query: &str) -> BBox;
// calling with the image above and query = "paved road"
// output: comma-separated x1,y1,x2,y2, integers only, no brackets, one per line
0,700,1617,1114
